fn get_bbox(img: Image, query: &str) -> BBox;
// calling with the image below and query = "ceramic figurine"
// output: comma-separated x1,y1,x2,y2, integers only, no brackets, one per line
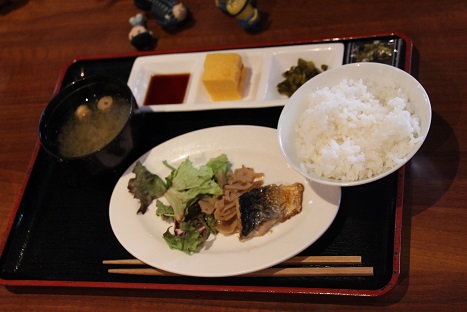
215,0,262,32
133,0,189,30
128,13,155,51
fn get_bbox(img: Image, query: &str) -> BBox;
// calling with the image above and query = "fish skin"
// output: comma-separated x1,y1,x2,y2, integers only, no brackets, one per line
238,183,304,240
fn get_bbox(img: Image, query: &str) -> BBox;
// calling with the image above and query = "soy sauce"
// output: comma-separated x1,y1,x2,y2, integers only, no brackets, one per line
143,73,190,105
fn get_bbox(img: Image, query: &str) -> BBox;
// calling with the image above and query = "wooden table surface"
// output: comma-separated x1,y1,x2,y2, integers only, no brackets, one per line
1,0,466,311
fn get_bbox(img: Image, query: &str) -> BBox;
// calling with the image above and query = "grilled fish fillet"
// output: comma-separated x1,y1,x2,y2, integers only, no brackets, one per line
238,183,304,240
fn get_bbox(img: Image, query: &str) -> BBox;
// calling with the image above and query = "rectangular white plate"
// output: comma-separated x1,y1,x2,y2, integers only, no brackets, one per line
127,43,345,112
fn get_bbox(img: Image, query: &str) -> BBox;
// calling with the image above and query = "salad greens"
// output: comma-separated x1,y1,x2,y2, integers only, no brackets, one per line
162,204,219,254
128,162,167,214
163,157,225,222
128,154,231,254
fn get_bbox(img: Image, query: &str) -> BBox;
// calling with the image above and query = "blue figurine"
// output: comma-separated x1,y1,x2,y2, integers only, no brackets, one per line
215,0,262,32
133,0,189,30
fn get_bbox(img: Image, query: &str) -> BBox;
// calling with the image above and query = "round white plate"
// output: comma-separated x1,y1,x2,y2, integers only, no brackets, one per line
109,125,341,277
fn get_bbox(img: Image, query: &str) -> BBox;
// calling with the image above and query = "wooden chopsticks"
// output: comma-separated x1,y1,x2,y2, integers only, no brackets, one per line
103,256,374,277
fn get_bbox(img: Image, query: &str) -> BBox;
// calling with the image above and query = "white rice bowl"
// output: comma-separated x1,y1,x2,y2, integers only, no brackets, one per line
277,62,431,187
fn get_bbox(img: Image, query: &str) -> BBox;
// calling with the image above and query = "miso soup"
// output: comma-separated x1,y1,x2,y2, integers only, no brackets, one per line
57,95,130,157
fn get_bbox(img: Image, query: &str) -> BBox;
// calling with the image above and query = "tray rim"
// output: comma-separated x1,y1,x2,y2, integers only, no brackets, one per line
0,31,412,297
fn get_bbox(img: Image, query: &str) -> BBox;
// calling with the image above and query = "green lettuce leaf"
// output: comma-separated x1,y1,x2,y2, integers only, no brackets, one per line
205,153,230,181
163,224,203,254
164,158,224,221
162,207,217,254
155,199,174,220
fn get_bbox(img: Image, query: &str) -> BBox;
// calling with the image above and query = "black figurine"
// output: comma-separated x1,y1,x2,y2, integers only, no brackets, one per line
134,0,189,30
128,13,155,51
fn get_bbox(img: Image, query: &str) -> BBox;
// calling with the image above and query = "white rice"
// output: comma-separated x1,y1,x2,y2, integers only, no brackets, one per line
295,78,423,181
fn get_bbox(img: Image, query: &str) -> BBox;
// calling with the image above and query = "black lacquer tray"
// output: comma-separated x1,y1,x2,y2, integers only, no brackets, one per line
0,33,411,296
